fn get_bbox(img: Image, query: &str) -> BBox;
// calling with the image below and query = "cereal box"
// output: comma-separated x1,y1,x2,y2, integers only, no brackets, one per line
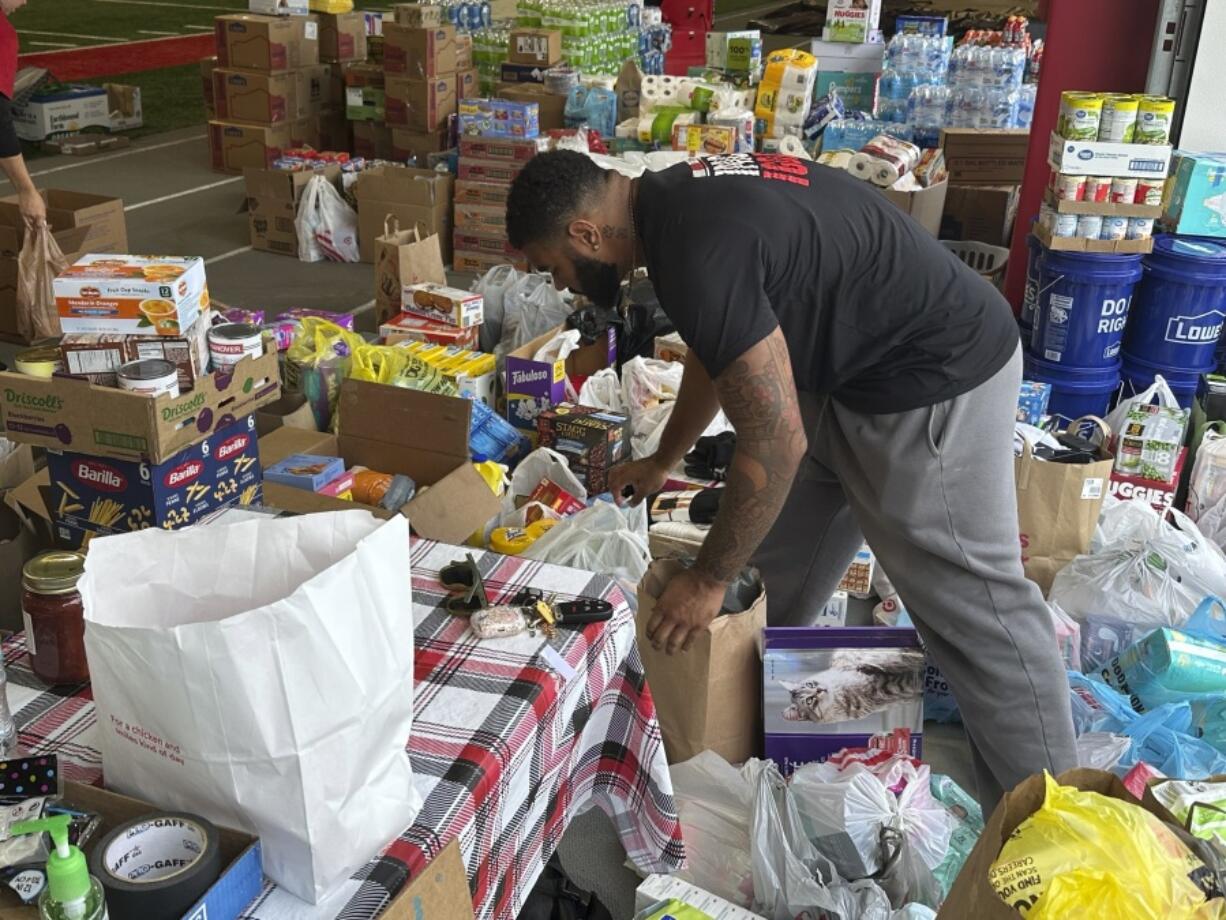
401,282,484,328
53,254,207,336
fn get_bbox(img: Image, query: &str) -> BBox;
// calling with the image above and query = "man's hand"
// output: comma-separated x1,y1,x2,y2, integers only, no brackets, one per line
18,189,46,229
608,455,669,507
647,567,725,655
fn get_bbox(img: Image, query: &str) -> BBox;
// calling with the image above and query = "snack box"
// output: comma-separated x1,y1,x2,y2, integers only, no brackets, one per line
505,324,616,432
318,468,355,499
54,254,207,336
401,281,484,328
398,341,495,405
1017,379,1052,425
264,452,346,490
456,97,539,139
535,403,629,494
528,476,585,515
48,414,263,549
671,123,737,156
58,315,211,392
380,311,480,348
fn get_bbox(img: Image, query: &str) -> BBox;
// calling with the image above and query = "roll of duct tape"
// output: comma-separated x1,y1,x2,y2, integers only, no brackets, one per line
88,813,223,920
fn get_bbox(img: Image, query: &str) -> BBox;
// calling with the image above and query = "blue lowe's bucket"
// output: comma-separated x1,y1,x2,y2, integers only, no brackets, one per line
1121,354,1201,410
1024,355,1121,423
1019,232,1043,343
1030,250,1144,367
1123,235,1226,374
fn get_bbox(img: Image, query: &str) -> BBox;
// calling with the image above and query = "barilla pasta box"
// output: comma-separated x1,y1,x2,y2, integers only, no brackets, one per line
53,254,207,336
401,282,484,328
504,324,617,432
380,312,480,348
763,626,924,773
47,413,263,549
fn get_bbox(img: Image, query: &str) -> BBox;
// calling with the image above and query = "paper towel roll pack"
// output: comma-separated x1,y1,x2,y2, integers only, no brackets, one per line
754,49,818,139
847,133,922,188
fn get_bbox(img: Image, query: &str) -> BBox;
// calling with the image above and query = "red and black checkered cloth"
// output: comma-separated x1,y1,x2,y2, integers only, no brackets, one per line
5,539,684,920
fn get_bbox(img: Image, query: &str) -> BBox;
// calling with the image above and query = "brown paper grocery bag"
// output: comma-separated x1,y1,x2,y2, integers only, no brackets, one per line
16,223,67,341
373,216,445,320
1015,416,1113,594
939,768,1185,918
636,559,764,765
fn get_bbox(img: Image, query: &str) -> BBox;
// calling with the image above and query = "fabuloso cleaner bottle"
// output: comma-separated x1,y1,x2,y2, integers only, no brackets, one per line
10,815,107,919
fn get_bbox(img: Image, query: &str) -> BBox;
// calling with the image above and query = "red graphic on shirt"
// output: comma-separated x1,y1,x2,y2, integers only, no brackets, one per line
688,153,812,187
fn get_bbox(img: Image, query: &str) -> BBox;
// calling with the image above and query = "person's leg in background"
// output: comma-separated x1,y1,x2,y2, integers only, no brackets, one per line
822,347,1077,808
752,393,866,628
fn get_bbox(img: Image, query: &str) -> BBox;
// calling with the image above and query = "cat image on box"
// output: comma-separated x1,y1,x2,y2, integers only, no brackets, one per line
778,647,925,724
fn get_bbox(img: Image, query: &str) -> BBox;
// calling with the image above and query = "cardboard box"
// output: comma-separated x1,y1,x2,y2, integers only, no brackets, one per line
53,254,205,336
453,228,522,259
12,84,110,142
456,67,479,100
212,69,300,123
452,250,528,273
258,380,501,544
505,325,616,431
1109,447,1187,515
201,56,218,113
456,97,539,140
458,135,547,163
48,414,263,548
383,24,456,78
454,179,511,207
245,162,340,202
250,0,310,13
0,781,262,920
1161,150,1226,238
499,62,547,84
59,317,210,392
0,188,126,254
494,82,566,130
763,626,924,772
352,120,395,158
214,13,320,72
319,10,367,61
248,196,298,255
535,403,629,493
940,128,1031,185
1043,188,1162,218
354,165,453,263
455,32,473,70
385,74,457,132
0,348,280,464
457,157,524,184
209,118,314,173
401,281,483,327
346,86,385,121
393,2,446,28
390,127,452,162
380,839,474,920
508,28,562,67
380,312,480,348
940,184,1020,247
825,0,882,43
253,392,319,437
1033,220,1154,254
105,83,144,132
453,201,506,233
880,177,947,237
317,110,352,149
1047,131,1173,179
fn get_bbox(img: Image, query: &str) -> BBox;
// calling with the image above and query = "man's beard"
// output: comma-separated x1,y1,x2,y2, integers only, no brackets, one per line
571,254,623,310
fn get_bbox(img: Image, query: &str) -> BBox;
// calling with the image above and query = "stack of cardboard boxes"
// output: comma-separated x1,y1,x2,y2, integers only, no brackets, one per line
244,162,342,257
209,13,329,172
938,129,1029,248
353,165,454,263
454,134,542,273
493,26,567,131
318,10,369,152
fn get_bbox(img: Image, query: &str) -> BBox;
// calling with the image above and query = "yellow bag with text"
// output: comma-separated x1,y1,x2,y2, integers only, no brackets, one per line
989,773,1221,919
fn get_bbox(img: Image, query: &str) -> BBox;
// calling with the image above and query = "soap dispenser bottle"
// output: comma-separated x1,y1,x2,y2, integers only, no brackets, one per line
10,815,107,920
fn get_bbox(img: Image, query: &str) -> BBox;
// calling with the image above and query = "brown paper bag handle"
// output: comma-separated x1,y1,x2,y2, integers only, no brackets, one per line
384,215,400,236
1061,414,1111,445
1015,436,1034,491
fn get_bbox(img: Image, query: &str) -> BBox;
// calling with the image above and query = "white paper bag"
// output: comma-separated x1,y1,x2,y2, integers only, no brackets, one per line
81,511,420,904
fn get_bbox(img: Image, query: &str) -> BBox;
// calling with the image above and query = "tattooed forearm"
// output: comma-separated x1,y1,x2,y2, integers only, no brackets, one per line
695,329,807,584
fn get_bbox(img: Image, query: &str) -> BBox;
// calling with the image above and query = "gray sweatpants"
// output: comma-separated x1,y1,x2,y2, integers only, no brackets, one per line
751,345,1077,808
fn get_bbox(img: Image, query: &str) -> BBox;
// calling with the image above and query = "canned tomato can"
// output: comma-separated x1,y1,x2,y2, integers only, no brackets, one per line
1100,216,1129,241
1053,212,1079,237
208,322,264,370
1098,94,1139,142
1127,217,1155,240
117,358,180,398
1076,215,1104,239
1084,176,1112,204
1054,173,1086,201
1110,176,1138,204
1136,95,1176,144
1058,91,1103,140
1135,178,1164,206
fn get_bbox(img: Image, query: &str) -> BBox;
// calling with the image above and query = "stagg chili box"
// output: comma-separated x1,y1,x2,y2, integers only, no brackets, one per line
504,324,617,432
53,254,207,336
535,403,629,494
47,413,263,549
762,626,924,774
0,347,280,464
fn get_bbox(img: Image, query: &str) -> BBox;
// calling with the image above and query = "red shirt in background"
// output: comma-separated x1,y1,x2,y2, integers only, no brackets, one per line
0,15,17,99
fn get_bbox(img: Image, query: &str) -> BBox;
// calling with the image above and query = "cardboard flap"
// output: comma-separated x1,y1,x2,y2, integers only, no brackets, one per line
403,461,500,544
354,165,450,207
5,468,50,524
337,379,470,469
0,444,35,492
382,840,474,920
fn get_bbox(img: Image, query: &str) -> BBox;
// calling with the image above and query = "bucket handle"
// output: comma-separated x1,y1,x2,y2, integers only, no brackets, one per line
1034,273,1067,299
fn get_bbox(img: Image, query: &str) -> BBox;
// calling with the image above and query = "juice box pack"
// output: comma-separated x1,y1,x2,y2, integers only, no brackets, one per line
53,254,208,336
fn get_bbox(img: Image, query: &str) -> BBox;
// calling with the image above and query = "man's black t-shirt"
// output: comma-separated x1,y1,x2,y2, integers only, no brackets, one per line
634,154,1020,414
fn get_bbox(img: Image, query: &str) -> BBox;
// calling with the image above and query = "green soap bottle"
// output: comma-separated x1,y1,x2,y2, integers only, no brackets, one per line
10,815,108,920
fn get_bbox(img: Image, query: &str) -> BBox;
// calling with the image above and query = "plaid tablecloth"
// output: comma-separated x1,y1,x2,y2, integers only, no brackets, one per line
5,539,684,920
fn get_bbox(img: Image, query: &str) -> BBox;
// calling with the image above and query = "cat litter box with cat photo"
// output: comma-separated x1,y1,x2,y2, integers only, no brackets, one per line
763,627,924,773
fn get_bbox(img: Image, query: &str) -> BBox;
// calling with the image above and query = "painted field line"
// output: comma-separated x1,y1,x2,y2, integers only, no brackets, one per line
205,245,253,265
91,0,234,9
21,29,127,41
27,41,78,48
27,134,207,178
137,29,183,36
184,24,215,30
125,176,243,212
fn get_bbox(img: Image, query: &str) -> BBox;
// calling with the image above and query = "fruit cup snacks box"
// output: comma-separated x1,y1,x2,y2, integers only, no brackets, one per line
53,254,208,336
401,282,484,328
47,413,263,549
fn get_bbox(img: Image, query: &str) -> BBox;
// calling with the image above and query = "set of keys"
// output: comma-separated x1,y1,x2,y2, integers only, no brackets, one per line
469,589,615,641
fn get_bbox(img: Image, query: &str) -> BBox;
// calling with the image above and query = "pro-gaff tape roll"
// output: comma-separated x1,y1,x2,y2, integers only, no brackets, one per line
88,813,223,920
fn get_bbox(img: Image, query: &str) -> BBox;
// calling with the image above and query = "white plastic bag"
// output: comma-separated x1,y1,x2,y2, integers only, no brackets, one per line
620,356,732,459
1076,731,1132,771
534,328,582,363
506,447,588,508
295,174,360,263
472,264,522,353
499,273,572,354
521,500,650,589
790,765,896,879
578,368,625,413
1049,602,1082,671
669,751,757,907
81,512,419,903
1188,427,1226,523
1104,373,1181,436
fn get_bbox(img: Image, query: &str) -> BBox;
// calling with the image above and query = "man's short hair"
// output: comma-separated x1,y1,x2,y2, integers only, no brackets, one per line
506,150,609,250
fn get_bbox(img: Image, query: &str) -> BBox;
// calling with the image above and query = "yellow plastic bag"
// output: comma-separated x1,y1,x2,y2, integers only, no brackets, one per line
990,773,1216,919
350,344,408,384
285,318,364,431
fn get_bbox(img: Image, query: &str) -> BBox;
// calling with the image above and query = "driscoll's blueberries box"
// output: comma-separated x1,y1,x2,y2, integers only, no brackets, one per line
504,324,616,433
47,414,263,548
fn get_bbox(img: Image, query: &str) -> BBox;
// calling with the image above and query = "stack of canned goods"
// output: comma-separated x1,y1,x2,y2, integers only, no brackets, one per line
1057,90,1176,145
1049,172,1164,207
1039,201,1154,242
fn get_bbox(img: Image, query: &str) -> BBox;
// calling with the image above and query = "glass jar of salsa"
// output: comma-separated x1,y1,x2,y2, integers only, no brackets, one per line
21,551,89,686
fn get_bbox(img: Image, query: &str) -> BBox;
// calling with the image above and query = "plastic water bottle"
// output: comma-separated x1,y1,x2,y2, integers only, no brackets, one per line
0,661,17,757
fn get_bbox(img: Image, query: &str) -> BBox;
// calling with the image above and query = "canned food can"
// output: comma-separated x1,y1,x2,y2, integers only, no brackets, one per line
1136,95,1176,144
1127,217,1155,240
208,322,264,370
1100,216,1129,241
1110,176,1138,204
1053,212,1079,237
1134,178,1164,206
1084,176,1112,204
1076,215,1104,239
1058,91,1103,141
1098,94,1139,142
1055,173,1086,201
117,358,180,398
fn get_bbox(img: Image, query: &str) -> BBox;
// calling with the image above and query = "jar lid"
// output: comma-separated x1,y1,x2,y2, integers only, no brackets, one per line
23,551,86,595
